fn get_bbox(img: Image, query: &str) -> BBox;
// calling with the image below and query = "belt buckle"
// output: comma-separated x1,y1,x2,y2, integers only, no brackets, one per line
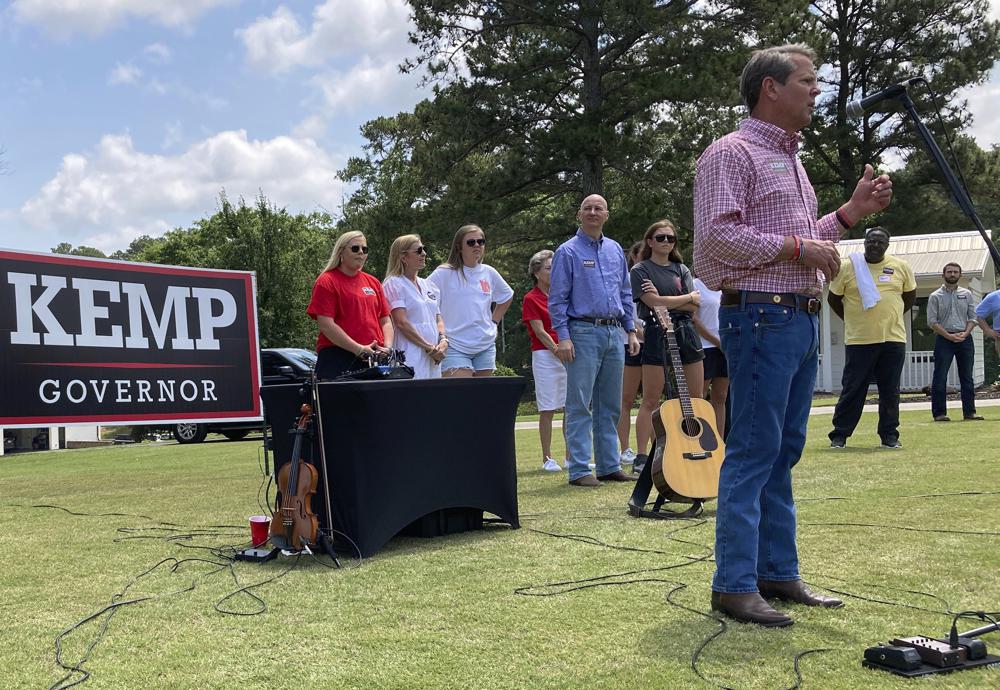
806,298,820,314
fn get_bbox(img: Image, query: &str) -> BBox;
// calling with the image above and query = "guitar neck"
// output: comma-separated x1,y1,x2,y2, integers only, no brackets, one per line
655,307,694,419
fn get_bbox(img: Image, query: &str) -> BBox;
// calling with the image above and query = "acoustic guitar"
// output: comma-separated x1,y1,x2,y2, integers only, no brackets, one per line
648,305,724,502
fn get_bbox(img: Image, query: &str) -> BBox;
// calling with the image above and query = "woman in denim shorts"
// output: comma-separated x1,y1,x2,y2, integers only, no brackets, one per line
428,225,514,376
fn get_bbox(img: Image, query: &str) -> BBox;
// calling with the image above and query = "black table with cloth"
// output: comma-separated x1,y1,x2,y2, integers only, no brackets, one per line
261,377,524,557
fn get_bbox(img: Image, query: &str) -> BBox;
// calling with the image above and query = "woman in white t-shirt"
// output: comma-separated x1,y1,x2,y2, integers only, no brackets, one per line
428,225,514,377
693,277,729,436
382,234,448,379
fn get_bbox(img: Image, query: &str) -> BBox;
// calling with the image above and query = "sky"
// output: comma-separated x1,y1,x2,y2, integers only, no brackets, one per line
2,0,1000,257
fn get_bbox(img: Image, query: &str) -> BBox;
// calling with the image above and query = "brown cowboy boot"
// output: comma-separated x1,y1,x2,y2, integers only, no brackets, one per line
710,591,793,627
757,579,843,608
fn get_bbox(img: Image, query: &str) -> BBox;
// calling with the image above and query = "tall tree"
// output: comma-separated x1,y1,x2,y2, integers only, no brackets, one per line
802,0,1000,232
877,135,1000,235
342,1,781,251
51,242,107,258
128,193,337,349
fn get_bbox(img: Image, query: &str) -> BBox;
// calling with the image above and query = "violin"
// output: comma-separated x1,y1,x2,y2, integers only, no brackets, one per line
270,403,319,550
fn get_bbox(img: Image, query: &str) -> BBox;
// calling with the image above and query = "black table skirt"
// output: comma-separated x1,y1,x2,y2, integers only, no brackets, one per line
261,377,524,557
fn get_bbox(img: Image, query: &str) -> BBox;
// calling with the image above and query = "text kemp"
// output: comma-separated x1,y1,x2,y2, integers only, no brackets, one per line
6,272,238,350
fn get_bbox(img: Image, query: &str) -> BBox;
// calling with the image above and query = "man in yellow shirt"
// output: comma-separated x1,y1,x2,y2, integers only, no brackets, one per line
827,227,916,449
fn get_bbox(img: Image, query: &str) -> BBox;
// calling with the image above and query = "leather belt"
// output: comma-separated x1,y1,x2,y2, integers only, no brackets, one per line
720,291,821,314
571,316,622,327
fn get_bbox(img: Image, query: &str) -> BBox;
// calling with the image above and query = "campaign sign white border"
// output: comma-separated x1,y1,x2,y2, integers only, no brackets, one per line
0,248,262,428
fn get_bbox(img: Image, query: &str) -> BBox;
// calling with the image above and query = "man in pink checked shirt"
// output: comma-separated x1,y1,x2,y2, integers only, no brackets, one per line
693,44,893,628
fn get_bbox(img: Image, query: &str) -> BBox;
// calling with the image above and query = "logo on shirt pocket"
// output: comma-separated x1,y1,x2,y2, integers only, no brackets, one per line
479,279,491,294
582,259,596,268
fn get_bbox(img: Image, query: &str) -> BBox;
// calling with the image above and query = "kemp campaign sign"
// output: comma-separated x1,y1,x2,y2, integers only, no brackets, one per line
0,249,261,427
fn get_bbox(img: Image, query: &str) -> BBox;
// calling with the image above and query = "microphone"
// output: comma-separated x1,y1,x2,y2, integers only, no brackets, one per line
846,77,925,118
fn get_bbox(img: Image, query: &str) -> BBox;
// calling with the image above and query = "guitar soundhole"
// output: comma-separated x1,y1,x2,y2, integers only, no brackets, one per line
681,417,701,438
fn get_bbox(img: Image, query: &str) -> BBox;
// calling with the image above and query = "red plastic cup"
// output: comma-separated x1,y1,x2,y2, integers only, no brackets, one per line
249,515,270,547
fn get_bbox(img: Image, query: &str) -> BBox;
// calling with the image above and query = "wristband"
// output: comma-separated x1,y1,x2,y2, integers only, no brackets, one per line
791,235,801,261
798,239,807,264
836,206,855,229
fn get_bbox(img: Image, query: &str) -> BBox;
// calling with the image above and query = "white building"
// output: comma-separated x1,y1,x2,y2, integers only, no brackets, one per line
818,230,996,392
1,426,103,456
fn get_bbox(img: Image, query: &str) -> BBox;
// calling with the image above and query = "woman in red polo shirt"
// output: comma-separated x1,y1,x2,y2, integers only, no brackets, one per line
307,230,394,380
522,249,566,472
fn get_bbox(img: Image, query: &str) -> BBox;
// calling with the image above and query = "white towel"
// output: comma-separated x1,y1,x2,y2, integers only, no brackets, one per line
850,252,880,310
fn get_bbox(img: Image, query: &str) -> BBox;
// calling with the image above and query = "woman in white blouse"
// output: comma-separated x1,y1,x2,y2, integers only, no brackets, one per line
383,234,448,379
428,225,514,377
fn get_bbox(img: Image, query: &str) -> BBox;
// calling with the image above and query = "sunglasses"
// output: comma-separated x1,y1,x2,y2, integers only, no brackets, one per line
654,234,676,243
349,245,369,254
465,238,487,247
409,246,427,255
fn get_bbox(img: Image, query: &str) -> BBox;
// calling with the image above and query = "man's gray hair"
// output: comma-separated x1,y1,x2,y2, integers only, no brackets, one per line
740,44,817,112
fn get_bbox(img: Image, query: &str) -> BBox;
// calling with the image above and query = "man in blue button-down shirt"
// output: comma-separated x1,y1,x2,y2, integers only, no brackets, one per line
549,194,640,486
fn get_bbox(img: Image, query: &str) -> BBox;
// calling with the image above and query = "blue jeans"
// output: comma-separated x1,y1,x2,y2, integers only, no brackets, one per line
713,302,818,593
931,335,976,418
564,321,625,481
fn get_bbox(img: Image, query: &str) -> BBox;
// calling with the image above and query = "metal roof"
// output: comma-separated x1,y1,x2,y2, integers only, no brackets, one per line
836,230,995,278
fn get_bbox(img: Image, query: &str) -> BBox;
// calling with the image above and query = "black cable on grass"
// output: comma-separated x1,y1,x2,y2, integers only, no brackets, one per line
49,556,215,690
801,521,1000,537
518,520,831,690
26,503,358,688
663,583,831,690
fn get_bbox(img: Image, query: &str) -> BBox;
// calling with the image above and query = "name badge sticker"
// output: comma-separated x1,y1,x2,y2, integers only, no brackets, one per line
878,275,891,282
882,267,895,275
362,287,377,296
582,259,596,268
769,160,790,174
958,294,968,300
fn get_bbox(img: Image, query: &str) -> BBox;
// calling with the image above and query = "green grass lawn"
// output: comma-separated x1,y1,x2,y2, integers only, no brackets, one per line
2,409,999,689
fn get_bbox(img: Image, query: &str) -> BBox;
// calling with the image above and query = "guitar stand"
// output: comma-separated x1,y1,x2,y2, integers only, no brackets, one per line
627,440,704,519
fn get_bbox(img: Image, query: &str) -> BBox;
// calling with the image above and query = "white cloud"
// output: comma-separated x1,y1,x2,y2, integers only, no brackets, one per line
236,0,412,74
162,121,184,150
146,78,229,110
962,64,1000,148
108,62,142,86
20,131,344,252
143,43,173,64
292,114,328,140
12,0,236,37
311,58,414,113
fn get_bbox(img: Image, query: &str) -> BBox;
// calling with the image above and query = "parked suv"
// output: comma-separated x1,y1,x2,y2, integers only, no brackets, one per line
172,347,316,444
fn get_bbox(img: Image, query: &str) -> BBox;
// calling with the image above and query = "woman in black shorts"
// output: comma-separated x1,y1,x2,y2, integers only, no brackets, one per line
629,220,704,466
617,241,644,467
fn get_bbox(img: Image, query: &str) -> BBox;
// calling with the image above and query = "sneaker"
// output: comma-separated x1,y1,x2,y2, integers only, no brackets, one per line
880,439,902,449
620,447,637,464
830,437,846,449
542,458,562,472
